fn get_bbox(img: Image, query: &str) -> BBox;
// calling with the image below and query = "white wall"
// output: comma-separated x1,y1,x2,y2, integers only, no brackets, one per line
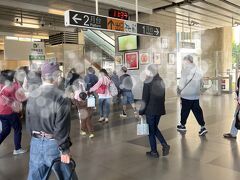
4,40,45,60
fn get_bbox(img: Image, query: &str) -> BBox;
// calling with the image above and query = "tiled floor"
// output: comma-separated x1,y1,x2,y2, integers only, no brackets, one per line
1,94,240,180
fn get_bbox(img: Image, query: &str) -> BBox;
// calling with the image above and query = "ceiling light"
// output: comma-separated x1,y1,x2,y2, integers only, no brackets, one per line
6,36,18,40
14,22,40,29
19,37,32,42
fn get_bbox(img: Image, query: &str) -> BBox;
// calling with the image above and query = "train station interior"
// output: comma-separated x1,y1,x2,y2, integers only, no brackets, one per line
1,0,240,180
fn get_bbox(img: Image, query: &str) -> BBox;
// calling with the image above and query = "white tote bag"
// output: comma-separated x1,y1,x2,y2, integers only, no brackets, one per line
137,116,149,136
87,95,96,108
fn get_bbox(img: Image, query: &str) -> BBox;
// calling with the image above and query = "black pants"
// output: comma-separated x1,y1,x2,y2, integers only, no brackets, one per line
181,98,205,127
0,113,22,150
146,115,167,153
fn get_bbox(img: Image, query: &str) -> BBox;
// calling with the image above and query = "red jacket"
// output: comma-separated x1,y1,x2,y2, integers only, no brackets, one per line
0,82,25,115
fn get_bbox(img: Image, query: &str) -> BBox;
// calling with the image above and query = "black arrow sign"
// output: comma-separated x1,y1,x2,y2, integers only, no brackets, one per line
137,23,160,37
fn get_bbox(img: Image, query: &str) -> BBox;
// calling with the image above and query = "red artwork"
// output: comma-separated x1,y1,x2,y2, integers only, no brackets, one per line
124,52,139,70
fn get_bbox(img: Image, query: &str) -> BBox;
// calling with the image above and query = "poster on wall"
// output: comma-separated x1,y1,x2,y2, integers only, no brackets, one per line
168,53,175,65
161,38,168,49
139,51,151,65
124,52,139,70
115,55,123,65
153,53,161,65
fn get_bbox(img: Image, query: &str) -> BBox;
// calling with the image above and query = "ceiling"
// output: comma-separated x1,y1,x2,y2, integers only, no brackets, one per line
0,0,239,37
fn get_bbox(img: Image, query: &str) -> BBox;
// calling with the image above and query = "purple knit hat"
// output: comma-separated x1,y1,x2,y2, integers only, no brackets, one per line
41,62,59,77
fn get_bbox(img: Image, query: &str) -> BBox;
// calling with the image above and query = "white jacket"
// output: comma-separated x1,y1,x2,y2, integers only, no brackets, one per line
179,63,203,100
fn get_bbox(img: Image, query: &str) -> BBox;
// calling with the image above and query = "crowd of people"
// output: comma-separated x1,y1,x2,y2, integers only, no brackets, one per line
0,55,239,178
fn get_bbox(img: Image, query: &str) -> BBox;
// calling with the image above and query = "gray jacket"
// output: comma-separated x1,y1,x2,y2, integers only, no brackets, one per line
179,63,203,100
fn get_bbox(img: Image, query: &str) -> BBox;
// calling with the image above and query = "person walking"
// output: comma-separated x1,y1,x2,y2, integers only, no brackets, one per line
0,70,27,155
84,67,98,91
177,55,208,136
90,69,112,123
139,64,170,158
110,71,120,104
119,66,137,118
26,62,78,180
223,75,240,139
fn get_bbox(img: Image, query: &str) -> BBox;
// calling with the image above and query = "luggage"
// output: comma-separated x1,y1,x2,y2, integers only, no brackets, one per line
46,157,77,180
137,116,149,136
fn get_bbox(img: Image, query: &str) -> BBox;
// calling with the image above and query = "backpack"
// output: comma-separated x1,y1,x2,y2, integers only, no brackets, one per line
109,81,118,97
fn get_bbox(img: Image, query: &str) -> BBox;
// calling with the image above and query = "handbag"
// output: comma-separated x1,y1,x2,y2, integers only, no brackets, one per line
137,116,149,136
96,84,107,94
109,81,118,97
87,95,96,108
45,157,77,180
177,68,197,96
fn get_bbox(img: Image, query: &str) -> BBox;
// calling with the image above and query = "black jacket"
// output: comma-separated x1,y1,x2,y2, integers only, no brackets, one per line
139,74,166,116
26,85,72,153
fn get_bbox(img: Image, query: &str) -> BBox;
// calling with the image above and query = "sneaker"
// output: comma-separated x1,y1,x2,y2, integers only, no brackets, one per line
223,133,237,139
120,113,127,118
98,117,105,122
199,127,208,136
89,134,95,138
13,148,27,155
80,131,87,136
177,125,187,132
105,118,109,123
162,145,170,156
134,111,139,118
146,151,159,158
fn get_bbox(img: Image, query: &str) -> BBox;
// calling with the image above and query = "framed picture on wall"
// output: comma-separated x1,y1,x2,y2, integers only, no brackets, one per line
153,53,161,65
161,38,168,49
124,52,139,70
168,53,175,65
115,55,123,65
139,51,151,65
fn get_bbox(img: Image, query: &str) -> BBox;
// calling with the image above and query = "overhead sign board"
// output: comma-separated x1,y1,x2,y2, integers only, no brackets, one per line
124,21,137,34
109,9,129,20
65,10,160,37
137,23,160,36
107,18,124,31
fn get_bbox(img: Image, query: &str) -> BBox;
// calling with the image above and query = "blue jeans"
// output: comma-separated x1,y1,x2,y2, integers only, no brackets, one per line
99,98,111,118
146,115,167,153
28,137,78,180
0,113,22,150
121,91,134,105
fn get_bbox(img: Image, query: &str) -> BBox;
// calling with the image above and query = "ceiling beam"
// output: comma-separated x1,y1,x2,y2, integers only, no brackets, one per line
154,0,203,11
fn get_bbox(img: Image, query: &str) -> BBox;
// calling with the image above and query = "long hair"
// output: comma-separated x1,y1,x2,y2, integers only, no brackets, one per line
99,69,110,78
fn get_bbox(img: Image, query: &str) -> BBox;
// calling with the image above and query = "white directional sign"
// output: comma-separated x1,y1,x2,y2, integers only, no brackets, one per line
124,21,137,34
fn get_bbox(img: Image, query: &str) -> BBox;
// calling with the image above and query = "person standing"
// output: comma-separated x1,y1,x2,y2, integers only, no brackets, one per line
177,55,208,136
223,75,240,139
110,71,120,104
26,62,77,179
119,66,137,118
139,64,170,158
84,67,98,91
90,69,112,123
0,70,27,155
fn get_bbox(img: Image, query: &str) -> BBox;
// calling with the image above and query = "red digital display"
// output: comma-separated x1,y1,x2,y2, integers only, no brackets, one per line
109,9,129,20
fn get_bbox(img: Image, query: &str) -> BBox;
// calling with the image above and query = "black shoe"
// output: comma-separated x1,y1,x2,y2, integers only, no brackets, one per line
177,125,187,132
223,133,237,139
162,145,170,156
146,151,159,158
199,127,208,136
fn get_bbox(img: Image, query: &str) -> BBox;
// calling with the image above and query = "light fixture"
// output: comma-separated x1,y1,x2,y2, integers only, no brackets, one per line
6,36,18,40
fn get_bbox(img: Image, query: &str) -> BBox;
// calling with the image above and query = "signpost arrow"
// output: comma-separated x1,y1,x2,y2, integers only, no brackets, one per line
108,20,114,29
72,14,82,24
154,28,159,36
